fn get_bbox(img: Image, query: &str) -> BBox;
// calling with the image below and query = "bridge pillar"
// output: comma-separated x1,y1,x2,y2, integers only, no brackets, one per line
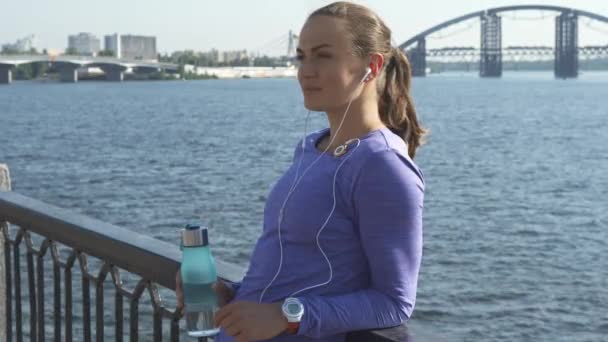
555,11,578,79
0,65,12,84
58,65,79,83
406,38,426,77
480,13,502,77
99,65,125,82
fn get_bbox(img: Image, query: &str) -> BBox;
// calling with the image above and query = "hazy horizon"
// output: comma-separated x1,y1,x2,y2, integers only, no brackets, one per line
1,0,607,55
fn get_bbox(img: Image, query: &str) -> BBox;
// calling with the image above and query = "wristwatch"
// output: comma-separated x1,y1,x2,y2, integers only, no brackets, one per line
281,297,304,334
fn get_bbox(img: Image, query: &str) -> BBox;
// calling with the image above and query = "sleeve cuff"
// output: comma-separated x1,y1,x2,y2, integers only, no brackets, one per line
295,296,311,336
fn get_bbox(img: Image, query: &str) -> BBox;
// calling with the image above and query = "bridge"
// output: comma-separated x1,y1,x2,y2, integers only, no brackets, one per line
425,45,608,59
0,55,179,84
399,5,608,78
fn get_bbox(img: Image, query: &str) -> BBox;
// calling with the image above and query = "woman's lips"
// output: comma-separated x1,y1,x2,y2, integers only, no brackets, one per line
303,87,322,92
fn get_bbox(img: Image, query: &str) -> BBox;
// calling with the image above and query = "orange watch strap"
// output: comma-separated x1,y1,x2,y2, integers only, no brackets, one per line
286,321,300,334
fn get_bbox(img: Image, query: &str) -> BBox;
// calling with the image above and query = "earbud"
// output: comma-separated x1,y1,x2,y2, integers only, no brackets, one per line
363,67,372,82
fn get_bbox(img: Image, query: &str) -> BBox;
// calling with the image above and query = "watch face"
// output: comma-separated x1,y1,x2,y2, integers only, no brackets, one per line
283,298,304,317
287,303,301,315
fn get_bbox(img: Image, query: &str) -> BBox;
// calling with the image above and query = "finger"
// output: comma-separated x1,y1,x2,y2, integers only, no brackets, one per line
235,333,248,342
216,280,229,290
176,286,183,299
217,295,227,308
176,299,183,312
215,280,231,291
214,302,236,327
224,320,242,337
211,282,223,303
218,310,240,331
176,296,183,313
175,274,182,298
229,327,246,342
219,282,237,306
214,287,229,307
212,281,230,295
220,289,233,306
175,293,184,314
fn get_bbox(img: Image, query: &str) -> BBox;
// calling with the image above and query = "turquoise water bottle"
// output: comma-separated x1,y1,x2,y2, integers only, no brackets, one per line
181,223,220,337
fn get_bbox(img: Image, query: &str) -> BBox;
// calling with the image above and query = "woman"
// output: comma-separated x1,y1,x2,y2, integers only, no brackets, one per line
177,2,426,341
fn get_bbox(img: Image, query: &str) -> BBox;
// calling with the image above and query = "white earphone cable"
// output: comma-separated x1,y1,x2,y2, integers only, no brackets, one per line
258,69,371,303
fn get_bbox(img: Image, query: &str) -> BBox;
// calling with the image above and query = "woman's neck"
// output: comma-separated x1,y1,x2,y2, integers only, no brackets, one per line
319,101,385,152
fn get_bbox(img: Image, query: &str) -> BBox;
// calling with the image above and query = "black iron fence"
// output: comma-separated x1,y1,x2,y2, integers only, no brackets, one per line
0,189,426,342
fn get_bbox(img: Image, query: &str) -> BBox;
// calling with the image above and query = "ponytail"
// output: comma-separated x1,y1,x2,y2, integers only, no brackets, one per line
379,47,427,159
310,2,428,158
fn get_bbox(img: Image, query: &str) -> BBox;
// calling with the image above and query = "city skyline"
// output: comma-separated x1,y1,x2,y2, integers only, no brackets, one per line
1,0,607,56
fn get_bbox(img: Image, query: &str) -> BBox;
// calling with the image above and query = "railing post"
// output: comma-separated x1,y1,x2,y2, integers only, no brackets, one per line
0,163,11,342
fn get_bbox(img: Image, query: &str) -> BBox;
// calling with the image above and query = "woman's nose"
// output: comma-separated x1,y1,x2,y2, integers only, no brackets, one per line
298,62,317,79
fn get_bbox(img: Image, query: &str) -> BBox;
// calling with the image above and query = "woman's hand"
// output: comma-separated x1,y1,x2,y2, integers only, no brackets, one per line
175,270,237,314
214,301,288,342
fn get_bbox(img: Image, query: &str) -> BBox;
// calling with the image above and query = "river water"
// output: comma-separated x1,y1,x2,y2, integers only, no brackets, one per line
1,72,607,341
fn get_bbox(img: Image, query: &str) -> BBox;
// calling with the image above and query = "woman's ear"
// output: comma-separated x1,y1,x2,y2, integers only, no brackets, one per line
369,53,385,79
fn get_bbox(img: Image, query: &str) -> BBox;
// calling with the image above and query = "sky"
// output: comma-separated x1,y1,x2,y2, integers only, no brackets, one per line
1,0,607,55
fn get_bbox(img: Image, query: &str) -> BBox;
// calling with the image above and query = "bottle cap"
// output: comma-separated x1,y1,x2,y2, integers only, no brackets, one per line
181,223,209,247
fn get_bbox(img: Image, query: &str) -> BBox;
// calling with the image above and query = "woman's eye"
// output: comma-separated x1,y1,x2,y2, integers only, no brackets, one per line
295,54,331,62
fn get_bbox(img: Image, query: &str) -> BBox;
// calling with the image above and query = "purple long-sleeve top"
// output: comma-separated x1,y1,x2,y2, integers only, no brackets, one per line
214,126,424,342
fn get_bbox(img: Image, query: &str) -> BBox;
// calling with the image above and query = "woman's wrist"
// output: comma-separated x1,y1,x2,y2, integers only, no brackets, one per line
273,302,289,332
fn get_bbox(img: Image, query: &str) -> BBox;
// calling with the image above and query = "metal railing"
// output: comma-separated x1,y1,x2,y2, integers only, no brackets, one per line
0,169,423,341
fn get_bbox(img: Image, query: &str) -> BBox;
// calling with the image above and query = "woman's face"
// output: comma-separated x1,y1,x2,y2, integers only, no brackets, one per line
297,16,368,112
